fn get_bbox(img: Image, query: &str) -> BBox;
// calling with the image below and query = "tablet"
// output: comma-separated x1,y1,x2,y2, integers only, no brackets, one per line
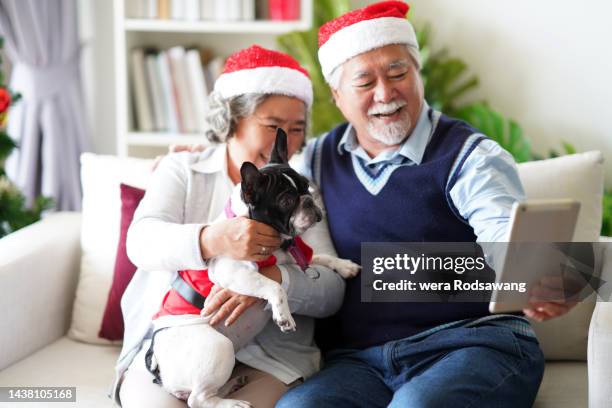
488,199,580,313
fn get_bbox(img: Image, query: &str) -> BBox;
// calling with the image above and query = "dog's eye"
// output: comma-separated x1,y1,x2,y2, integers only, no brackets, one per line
280,195,297,209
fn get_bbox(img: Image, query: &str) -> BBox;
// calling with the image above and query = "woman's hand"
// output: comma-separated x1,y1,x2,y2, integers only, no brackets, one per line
200,217,281,261
203,286,263,326
202,266,282,326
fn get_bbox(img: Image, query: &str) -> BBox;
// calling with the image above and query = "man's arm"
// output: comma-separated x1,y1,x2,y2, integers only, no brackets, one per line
448,135,526,243
449,135,576,321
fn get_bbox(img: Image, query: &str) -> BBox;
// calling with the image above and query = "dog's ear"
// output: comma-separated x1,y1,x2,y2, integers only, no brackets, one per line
240,162,262,204
269,128,288,164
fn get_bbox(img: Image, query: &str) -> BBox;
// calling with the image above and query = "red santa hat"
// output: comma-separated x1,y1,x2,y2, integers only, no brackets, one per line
213,45,313,107
318,1,419,82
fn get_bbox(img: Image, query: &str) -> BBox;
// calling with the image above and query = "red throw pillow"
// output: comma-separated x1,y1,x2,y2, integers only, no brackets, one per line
98,183,146,341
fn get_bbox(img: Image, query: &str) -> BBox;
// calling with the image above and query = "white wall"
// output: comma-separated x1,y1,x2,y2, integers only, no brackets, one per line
355,0,612,186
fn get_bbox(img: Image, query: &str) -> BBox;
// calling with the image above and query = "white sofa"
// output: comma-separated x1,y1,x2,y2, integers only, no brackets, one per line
0,150,611,407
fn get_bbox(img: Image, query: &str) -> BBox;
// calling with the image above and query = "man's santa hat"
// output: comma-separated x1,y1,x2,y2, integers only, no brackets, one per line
318,1,419,82
213,45,313,107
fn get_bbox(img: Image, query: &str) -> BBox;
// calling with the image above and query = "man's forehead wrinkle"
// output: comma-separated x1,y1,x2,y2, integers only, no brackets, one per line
352,70,371,80
389,59,410,69
348,57,410,81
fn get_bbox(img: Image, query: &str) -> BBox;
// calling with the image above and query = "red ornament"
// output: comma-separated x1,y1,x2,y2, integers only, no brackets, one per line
0,88,11,113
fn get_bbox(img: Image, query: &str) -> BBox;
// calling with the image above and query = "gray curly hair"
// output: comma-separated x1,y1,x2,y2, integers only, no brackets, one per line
204,92,271,143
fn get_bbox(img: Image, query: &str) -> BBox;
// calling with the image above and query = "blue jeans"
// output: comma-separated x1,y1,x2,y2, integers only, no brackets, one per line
277,325,544,408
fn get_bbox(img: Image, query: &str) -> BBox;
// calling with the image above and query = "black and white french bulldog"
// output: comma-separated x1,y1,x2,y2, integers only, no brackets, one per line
149,130,360,408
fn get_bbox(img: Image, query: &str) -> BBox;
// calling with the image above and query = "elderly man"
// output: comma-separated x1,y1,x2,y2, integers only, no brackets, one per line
276,2,575,407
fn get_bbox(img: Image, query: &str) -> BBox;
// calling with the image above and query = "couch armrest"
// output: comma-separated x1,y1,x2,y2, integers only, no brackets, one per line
0,212,81,370
588,236,612,408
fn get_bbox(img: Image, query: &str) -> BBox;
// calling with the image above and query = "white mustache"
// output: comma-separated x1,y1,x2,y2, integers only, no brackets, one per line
368,100,407,116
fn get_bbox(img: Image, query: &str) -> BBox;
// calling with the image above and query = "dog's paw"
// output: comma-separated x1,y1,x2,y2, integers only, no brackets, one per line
273,311,296,332
333,259,361,279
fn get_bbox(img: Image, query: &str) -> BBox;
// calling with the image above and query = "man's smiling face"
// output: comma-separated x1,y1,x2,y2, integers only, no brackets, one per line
331,44,424,153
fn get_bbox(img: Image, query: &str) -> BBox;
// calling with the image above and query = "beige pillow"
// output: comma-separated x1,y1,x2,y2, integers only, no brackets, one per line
517,151,604,360
68,154,153,345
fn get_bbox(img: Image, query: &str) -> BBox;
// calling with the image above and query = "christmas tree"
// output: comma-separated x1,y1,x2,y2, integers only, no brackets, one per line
0,37,52,238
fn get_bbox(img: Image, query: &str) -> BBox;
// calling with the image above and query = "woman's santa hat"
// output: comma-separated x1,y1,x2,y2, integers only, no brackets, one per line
213,45,313,107
318,1,419,82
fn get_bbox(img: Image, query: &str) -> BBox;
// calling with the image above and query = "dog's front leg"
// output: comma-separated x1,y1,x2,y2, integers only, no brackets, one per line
208,258,296,332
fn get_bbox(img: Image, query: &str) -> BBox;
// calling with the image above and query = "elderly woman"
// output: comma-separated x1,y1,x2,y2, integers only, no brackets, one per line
112,45,344,407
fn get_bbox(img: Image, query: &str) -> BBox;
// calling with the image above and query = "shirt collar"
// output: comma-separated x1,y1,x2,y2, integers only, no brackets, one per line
190,143,227,174
337,100,432,165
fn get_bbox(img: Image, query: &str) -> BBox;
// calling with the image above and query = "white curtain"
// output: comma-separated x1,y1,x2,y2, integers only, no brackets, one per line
0,0,89,210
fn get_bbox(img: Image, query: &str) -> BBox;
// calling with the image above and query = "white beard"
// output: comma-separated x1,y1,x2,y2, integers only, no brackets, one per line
366,100,412,146
367,116,412,146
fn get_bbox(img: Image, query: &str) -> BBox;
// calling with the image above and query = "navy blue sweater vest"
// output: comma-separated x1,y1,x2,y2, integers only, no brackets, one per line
315,113,490,351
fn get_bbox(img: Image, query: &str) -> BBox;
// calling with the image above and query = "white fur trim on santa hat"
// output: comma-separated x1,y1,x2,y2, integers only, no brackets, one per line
214,66,313,107
318,17,419,82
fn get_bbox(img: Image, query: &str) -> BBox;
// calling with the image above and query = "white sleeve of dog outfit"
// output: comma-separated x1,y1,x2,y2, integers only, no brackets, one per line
127,153,208,271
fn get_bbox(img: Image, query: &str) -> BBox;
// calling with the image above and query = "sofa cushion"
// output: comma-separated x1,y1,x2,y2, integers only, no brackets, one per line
517,151,604,360
517,151,604,242
0,336,120,407
99,184,146,341
534,362,588,408
69,154,153,345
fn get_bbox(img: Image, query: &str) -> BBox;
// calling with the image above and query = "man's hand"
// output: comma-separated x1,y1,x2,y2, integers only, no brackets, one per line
200,217,281,262
523,301,577,322
522,275,580,321
152,144,207,171
202,266,282,326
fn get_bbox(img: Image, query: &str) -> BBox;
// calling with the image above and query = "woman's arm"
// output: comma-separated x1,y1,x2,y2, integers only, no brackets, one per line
127,153,207,271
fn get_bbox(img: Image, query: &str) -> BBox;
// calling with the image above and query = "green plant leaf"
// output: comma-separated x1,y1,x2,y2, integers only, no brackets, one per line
602,190,612,237
0,132,16,161
562,141,577,155
453,102,534,162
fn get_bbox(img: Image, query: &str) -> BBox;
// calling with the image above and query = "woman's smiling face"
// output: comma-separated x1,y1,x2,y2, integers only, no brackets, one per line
231,95,307,168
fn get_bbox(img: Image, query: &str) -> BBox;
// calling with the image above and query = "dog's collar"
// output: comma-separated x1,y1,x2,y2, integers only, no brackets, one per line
283,238,309,271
